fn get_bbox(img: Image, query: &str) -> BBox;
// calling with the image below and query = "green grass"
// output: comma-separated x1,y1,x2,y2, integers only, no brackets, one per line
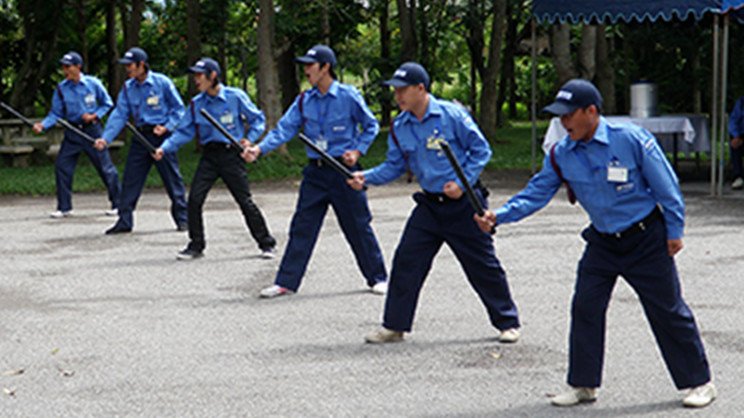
0,121,547,196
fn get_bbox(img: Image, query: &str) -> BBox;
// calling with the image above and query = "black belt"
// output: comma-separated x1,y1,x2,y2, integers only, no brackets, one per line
202,141,233,151
593,207,662,239
422,180,484,203
307,157,345,168
136,124,156,134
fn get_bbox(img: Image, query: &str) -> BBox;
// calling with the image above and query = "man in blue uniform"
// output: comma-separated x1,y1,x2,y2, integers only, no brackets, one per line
33,51,120,218
727,96,744,189
243,45,388,298
154,58,276,260
476,79,716,408
348,62,520,344
94,47,188,234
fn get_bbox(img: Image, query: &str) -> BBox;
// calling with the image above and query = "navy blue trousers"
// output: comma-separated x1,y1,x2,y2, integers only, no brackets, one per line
731,141,743,178
55,122,120,212
569,216,711,389
274,162,387,291
382,190,520,333
114,130,187,230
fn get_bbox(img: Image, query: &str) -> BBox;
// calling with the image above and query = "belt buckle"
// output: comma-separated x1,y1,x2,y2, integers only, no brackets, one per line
315,159,323,167
436,195,445,203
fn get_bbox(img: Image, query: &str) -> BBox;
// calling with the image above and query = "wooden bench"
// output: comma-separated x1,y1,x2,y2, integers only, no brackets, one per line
0,144,34,167
46,139,125,161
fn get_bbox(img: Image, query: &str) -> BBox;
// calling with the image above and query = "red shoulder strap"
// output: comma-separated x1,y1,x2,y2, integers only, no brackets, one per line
191,100,202,152
298,90,306,129
390,123,413,183
56,85,68,117
550,143,576,204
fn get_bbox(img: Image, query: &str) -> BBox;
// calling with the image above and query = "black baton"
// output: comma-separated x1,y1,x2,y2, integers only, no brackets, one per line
0,100,36,127
125,122,158,154
438,139,495,234
199,108,246,152
55,118,97,143
297,132,367,191
2,100,95,143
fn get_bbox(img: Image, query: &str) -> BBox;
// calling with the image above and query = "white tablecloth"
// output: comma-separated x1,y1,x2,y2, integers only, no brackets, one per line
543,115,710,155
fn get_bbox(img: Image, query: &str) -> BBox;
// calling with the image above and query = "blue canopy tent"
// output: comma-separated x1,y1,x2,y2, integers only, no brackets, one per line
529,0,744,195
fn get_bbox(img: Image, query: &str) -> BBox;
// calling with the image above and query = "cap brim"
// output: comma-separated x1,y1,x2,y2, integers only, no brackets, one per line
59,59,75,65
382,79,411,88
188,66,208,74
542,101,578,116
295,56,317,64
118,58,135,64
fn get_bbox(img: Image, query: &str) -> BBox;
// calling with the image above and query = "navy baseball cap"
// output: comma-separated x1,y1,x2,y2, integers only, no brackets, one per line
543,79,603,115
383,62,430,90
118,47,148,64
188,58,221,77
59,52,83,66
295,45,337,68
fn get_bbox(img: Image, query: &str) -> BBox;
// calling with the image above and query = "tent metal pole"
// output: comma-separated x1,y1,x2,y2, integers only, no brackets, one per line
711,15,720,196
718,15,729,196
531,18,538,174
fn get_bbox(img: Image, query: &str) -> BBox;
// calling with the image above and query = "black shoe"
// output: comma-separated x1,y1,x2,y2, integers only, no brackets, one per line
176,223,188,232
177,245,203,260
105,224,132,235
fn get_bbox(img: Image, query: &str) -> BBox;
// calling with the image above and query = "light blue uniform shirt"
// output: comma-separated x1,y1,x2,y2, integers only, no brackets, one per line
161,85,265,153
364,95,491,193
41,74,113,130
496,117,685,239
729,96,744,138
258,81,379,158
102,71,185,143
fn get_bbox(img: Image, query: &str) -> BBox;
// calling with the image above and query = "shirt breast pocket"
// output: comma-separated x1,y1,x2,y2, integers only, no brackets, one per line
610,160,638,196
327,115,353,140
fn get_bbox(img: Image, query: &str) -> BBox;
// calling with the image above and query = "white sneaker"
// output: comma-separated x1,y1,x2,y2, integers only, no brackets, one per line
498,328,520,343
550,387,597,406
732,177,744,190
104,208,118,216
259,248,276,259
682,382,717,408
365,328,404,344
259,284,293,298
49,210,72,219
370,281,388,295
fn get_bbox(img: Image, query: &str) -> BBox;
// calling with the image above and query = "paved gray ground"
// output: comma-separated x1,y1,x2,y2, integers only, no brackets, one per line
0,174,742,417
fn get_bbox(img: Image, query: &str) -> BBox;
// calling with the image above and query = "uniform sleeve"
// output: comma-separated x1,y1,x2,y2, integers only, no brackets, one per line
101,89,130,143
93,79,113,120
495,153,562,225
258,95,303,154
162,78,185,132
636,131,685,239
350,87,379,155
161,103,196,154
363,129,408,186
452,107,491,189
729,97,744,139
40,86,65,130
237,90,266,142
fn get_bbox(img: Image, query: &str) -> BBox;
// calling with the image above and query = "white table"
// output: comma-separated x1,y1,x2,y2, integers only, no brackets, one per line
543,115,710,169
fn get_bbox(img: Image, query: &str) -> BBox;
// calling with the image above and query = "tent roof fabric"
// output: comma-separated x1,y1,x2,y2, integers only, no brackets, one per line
533,0,744,24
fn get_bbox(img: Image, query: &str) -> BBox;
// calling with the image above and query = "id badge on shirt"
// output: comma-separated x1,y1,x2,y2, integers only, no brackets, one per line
220,111,234,127
607,165,629,183
84,93,96,107
316,136,328,152
146,95,160,107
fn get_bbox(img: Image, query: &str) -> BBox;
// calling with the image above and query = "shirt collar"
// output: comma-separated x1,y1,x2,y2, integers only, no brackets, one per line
399,94,442,125
308,80,338,98
62,74,88,87
134,71,154,86
565,116,610,150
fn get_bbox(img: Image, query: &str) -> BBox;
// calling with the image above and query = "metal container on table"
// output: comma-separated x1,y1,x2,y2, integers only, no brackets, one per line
630,82,658,118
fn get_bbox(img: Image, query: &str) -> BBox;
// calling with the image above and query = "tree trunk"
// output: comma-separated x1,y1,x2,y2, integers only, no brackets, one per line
11,0,64,113
186,0,201,97
257,0,283,147
217,0,228,84
119,0,143,49
379,0,393,126
105,0,120,98
397,0,417,62
578,25,597,80
76,0,88,73
321,0,331,45
478,0,507,142
418,0,428,69
277,43,299,111
595,25,616,114
465,0,485,116
550,23,577,86
496,0,517,126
